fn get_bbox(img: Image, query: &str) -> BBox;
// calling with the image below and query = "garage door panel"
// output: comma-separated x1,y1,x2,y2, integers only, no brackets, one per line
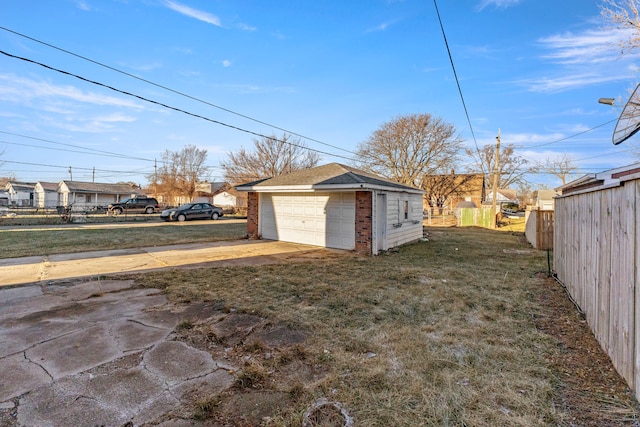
260,192,355,250
326,221,342,234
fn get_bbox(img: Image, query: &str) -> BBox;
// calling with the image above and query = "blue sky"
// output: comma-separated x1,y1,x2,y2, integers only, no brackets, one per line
0,0,638,189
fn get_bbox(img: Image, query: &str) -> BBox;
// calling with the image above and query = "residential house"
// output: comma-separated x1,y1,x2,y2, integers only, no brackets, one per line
483,188,518,206
236,163,425,255
6,182,36,207
195,181,247,209
533,189,558,210
58,181,141,210
213,187,246,209
422,173,485,212
34,181,59,208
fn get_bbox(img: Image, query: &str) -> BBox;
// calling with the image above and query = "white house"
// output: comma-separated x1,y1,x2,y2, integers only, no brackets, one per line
195,181,246,209
34,181,59,208
213,190,238,208
533,189,557,210
6,182,36,207
236,163,425,255
58,181,140,209
483,188,518,206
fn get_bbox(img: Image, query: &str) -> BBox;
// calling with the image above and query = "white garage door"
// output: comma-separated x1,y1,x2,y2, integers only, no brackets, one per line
260,192,355,250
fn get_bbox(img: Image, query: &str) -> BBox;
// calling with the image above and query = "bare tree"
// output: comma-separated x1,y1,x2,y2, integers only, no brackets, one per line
148,144,209,204
466,143,529,189
355,114,463,187
516,181,535,209
221,133,320,184
0,173,16,188
534,154,578,186
421,172,482,213
601,0,640,54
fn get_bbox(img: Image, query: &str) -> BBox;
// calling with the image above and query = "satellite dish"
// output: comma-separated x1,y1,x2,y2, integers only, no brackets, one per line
613,83,640,145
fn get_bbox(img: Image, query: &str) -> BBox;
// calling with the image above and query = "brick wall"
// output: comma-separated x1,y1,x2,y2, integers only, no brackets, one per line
355,191,373,254
246,191,259,239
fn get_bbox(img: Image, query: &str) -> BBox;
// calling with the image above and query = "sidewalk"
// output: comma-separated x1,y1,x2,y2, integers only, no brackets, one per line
0,239,336,287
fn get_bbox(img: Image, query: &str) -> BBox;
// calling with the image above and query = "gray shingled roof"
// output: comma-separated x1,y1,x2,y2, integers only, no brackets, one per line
236,163,423,193
36,181,59,192
62,181,141,194
6,182,36,191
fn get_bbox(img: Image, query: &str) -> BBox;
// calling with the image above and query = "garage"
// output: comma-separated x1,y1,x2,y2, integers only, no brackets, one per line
236,163,425,255
260,192,355,250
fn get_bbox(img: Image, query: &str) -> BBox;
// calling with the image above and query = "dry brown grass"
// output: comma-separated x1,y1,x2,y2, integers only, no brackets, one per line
131,227,593,426
0,221,247,258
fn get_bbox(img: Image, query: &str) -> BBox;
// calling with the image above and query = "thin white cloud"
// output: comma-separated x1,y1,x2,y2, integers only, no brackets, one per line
178,70,201,77
39,113,136,133
127,62,163,72
92,113,136,123
505,132,566,145
521,72,627,93
222,60,231,68
521,27,640,93
74,1,90,11
538,28,631,65
365,18,400,33
366,22,391,32
477,0,521,11
214,83,295,94
172,46,194,55
0,74,143,109
237,23,256,31
162,0,222,27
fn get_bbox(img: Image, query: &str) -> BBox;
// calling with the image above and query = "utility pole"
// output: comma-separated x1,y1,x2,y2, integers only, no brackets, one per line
491,129,501,229
154,159,157,197
68,166,73,181
92,167,95,183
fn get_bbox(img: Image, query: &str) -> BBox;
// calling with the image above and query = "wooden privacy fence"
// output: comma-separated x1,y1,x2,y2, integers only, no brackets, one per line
554,179,639,399
525,209,554,250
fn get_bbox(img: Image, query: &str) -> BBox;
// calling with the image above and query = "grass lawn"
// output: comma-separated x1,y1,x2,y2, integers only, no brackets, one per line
0,221,247,259
128,226,640,426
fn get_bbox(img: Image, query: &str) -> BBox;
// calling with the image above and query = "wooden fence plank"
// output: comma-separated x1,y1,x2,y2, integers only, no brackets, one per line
554,180,638,398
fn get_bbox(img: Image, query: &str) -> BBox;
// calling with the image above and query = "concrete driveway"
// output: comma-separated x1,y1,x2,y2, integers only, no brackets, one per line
0,239,339,287
0,279,239,426
0,240,347,426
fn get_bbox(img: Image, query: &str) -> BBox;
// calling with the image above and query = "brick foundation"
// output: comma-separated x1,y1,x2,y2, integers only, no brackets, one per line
246,192,259,239
355,191,373,255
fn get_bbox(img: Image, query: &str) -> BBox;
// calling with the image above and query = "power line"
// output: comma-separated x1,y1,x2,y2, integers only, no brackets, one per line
0,138,150,160
1,159,149,175
518,119,618,149
432,0,484,175
0,130,154,161
0,131,228,175
0,26,356,157
0,49,355,163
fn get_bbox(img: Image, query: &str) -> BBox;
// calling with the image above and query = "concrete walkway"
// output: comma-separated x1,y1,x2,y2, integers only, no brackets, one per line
0,240,334,287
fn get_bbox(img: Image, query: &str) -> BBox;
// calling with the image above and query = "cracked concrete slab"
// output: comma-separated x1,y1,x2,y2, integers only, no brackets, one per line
0,280,238,426
143,341,220,386
0,353,52,402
